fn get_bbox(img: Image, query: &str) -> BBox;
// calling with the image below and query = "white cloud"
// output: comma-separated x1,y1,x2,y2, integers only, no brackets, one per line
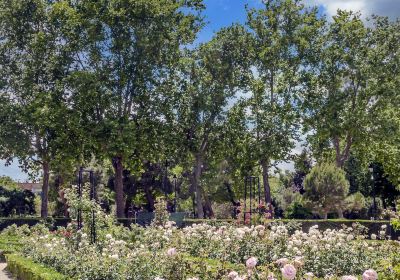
305,0,400,19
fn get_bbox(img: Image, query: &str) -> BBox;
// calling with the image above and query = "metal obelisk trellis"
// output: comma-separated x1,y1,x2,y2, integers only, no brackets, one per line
243,176,261,225
77,167,97,244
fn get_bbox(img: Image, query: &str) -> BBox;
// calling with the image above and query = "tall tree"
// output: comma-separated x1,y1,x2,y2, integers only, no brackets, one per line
174,26,251,218
302,12,400,169
71,0,204,217
244,0,322,215
0,0,82,217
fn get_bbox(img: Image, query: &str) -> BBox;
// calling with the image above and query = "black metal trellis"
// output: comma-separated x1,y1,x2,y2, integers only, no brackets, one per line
77,167,97,244
163,160,170,198
243,176,261,225
173,175,178,212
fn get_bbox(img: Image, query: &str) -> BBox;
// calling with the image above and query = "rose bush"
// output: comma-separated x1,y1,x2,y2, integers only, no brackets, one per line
1,186,397,279
2,221,397,280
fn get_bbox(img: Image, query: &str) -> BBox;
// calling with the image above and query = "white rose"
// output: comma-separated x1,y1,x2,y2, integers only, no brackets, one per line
342,276,358,280
166,248,177,257
304,272,314,280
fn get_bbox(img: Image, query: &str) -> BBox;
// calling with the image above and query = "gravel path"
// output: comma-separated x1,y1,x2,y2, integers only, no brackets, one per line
0,263,13,280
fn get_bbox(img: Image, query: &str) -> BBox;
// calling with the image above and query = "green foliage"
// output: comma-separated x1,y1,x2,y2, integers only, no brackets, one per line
345,192,367,212
285,200,313,219
304,163,350,218
390,200,400,231
0,0,87,217
63,184,115,239
0,186,35,217
5,254,69,280
302,11,400,171
0,233,22,255
0,176,19,189
152,198,170,226
0,0,399,222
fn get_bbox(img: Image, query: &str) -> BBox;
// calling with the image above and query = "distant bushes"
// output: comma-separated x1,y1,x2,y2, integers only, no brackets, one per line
0,186,35,216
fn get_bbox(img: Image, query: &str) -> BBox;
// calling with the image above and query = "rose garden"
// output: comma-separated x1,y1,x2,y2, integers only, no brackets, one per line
0,0,400,279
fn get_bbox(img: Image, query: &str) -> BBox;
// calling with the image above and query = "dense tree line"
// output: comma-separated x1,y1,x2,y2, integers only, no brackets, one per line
0,0,399,218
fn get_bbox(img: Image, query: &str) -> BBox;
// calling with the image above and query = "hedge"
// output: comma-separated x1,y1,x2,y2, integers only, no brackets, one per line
0,217,70,231
0,212,189,230
5,254,69,280
0,235,21,260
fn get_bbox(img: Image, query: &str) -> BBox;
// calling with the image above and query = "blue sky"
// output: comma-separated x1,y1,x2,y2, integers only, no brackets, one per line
2,0,400,181
195,0,263,44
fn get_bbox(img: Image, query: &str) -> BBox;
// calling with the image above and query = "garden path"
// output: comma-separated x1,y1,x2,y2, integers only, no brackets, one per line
0,263,12,280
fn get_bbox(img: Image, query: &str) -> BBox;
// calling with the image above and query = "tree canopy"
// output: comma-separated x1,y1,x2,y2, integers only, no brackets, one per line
0,0,399,219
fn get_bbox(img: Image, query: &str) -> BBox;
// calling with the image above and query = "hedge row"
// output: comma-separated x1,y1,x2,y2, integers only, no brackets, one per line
0,235,21,261
0,217,70,231
0,212,188,230
5,254,69,280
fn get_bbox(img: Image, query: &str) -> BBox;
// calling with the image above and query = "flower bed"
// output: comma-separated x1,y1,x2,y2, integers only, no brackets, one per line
2,188,397,280
2,220,399,280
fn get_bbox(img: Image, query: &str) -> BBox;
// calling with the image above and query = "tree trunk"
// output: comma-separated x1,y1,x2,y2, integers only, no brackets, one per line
41,161,50,218
261,159,273,218
337,209,344,219
143,183,155,212
225,182,238,205
323,212,328,219
124,176,137,217
203,192,214,218
333,135,353,168
56,175,69,218
113,156,125,218
191,155,204,218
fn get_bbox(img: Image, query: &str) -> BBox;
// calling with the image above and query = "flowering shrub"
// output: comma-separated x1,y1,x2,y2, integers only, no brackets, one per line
3,187,398,279
3,221,396,280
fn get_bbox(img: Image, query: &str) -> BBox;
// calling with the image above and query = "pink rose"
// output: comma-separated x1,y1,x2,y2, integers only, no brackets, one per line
246,257,258,269
228,271,238,279
166,248,177,257
362,269,378,280
281,264,297,280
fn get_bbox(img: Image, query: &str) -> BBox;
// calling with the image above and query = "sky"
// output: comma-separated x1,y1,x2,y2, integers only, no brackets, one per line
1,0,400,181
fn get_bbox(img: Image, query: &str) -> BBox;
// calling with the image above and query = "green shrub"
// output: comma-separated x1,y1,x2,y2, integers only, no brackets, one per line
5,254,69,280
284,200,313,219
304,163,350,218
0,185,35,216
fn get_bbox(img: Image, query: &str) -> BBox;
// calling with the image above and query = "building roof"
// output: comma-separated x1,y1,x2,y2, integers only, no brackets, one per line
18,182,42,193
